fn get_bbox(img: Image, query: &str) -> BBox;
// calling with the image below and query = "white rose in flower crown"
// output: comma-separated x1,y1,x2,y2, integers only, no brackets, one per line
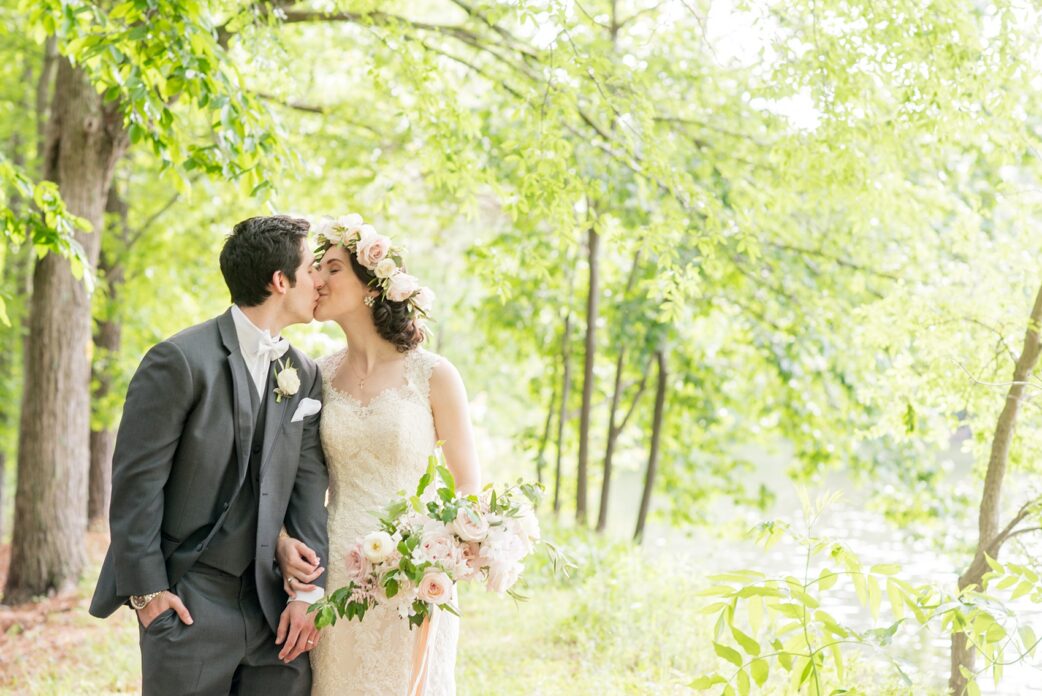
362,530,395,563
356,232,392,269
451,508,490,542
314,218,336,244
374,258,397,279
418,570,453,605
413,286,435,314
356,223,377,245
336,213,364,233
486,561,523,594
387,272,420,302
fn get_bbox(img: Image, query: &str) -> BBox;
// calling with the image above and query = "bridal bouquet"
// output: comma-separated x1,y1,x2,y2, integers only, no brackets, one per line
311,448,544,630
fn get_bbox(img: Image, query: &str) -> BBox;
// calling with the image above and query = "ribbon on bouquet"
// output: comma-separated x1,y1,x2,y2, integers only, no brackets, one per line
408,608,441,696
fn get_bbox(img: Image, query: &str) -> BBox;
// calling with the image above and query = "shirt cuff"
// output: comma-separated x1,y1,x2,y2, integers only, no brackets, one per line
288,586,325,605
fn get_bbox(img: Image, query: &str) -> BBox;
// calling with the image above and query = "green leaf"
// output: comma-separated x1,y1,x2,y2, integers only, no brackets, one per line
731,625,760,656
695,585,736,598
1012,580,1035,600
887,578,906,621
863,619,903,646
750,658,769,687
829,641,844,682
747,596,763,635
736,668,750,696
436,465,456,496
689,675,727,691
817,567,838,591
868,575,882,620
713,641,743,668
870,563,901,575
1020,625,1038,656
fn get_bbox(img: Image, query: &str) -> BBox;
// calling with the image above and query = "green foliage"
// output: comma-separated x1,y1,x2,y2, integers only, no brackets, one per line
689,490,1042,695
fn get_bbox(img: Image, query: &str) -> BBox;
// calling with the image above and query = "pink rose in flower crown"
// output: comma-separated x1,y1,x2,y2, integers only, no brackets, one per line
356,231,391,270
418,570,453,605
451,507,489,542
387,272,420,302
344,543,371,582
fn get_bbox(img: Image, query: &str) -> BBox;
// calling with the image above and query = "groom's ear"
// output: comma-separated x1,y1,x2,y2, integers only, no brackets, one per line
270,270,289,295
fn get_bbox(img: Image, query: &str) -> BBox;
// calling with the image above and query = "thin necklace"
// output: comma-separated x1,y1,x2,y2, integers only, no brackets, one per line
346,358,373,391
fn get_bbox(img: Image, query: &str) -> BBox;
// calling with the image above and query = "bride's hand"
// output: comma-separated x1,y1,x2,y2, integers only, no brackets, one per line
277,536,324,597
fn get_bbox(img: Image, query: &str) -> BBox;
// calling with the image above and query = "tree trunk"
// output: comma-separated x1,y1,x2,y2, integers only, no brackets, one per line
534,375,557,486
4,58,127,604
88,185,128,529
576,225,599,525
635,349,667,542
553,312,573,515
596,252,641,532
948,281,1042,694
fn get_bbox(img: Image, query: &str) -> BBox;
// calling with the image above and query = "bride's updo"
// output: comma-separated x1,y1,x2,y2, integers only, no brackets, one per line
347,252,425,353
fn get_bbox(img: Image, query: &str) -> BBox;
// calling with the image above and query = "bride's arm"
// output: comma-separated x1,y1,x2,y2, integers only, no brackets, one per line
429,359,482,496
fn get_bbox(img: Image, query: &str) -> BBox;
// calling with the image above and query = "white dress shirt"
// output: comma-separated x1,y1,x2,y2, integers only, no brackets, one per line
230,305,286,398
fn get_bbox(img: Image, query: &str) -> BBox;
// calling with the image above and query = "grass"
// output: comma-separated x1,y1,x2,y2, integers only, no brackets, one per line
1,524,952,695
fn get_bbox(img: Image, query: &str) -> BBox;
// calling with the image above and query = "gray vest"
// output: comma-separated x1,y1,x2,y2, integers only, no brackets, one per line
198,363,270,576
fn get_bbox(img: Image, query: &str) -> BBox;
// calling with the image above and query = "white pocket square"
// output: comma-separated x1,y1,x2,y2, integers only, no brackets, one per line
291,397,322,423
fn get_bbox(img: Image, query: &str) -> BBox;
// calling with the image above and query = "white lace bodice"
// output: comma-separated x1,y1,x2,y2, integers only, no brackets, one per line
310,347,458,696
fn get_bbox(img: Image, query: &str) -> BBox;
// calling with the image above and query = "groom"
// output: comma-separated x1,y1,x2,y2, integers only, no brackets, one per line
90,215,329,695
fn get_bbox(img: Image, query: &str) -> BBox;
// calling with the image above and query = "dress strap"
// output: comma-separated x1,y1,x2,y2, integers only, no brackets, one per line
318,348,347,385
406,349,441,402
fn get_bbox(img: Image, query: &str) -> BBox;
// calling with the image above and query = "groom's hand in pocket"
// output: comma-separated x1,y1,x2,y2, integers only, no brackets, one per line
276,600,320,662
137,591,194,629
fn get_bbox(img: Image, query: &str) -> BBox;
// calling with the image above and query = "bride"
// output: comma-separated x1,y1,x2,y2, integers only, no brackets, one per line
277,215,481,695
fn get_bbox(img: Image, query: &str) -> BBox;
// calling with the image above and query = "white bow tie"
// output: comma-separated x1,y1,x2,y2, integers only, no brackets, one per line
256,333,289,364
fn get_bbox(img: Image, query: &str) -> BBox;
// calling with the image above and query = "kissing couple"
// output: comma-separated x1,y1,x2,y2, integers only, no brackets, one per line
90,214,481,695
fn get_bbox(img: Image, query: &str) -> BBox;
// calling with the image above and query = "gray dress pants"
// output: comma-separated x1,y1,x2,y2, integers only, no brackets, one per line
138,564,311,696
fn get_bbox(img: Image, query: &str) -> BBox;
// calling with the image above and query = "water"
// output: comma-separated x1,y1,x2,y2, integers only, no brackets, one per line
610,444,1042,695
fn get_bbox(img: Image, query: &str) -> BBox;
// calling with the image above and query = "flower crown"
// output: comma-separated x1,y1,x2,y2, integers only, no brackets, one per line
314,213,434,317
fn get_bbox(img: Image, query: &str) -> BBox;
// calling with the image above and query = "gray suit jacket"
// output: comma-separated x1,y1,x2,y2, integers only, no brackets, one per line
89,309,329,631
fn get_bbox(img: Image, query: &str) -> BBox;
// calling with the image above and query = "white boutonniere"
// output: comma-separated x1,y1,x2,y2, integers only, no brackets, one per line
274,358,300,403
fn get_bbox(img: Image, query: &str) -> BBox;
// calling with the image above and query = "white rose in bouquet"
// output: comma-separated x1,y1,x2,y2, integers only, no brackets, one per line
362,531,395,563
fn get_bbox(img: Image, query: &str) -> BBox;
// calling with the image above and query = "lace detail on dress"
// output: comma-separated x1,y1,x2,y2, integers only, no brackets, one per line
311,347,457,696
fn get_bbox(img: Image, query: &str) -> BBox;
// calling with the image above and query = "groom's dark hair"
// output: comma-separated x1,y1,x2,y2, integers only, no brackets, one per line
220,215,310,307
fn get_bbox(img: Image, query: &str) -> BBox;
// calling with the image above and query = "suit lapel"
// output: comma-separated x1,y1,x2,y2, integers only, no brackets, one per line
217,309,254,485
260,345,297,478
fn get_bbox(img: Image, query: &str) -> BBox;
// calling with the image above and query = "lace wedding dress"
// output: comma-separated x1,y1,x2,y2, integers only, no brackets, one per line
310,347,459,696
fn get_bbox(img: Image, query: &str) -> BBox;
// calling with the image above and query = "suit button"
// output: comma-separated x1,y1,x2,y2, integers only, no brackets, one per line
222,501,229,509
252,445,261,455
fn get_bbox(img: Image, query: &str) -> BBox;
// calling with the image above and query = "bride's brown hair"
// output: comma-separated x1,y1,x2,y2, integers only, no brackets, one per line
344,249,425,353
